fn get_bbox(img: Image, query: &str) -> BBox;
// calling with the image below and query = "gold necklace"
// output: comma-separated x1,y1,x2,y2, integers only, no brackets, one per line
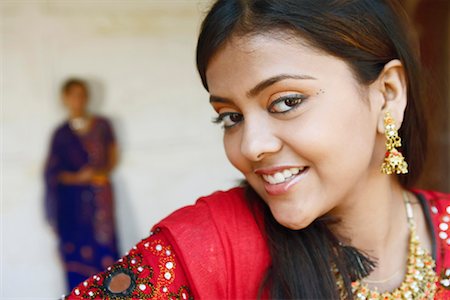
346,192,437,300
362,269,400,284
69,115,91,132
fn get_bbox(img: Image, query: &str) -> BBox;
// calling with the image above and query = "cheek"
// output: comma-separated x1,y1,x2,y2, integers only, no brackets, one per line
65,97,79,107
223,132,255,178
76,97,87,107
291,106,376,183
66,99,75,108
330,110,376,168
223,133,244,172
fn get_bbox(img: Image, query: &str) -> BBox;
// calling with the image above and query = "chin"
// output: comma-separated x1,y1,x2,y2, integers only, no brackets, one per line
269,204,316,230
248,180,319,230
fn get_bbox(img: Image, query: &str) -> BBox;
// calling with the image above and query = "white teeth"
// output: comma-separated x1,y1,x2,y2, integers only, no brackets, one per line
282,169,292,178
274,172,285,183
290,167,300,175
267,175,277,185
261,167,305,185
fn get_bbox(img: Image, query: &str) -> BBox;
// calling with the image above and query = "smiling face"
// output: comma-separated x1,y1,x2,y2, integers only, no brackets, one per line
206,34,389,229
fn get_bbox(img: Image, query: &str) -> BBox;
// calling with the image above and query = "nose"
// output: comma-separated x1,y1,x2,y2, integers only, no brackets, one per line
240,115,282,161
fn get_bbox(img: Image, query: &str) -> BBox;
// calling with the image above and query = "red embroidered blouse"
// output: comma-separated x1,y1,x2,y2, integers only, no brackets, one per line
67,188,450,299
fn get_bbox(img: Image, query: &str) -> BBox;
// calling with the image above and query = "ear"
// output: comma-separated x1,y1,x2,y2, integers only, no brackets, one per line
371,59,407,134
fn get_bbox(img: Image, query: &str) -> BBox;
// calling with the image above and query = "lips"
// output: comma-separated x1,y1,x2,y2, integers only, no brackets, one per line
255,166,308,196
260,167,304,184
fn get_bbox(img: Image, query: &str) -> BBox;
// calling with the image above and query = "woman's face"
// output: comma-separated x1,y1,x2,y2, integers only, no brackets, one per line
63,84,88,117
206,34,386,229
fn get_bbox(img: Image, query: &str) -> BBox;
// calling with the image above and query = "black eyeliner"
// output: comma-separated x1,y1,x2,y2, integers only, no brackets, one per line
268,94,307,113
212,115,223,124
212,112,243,129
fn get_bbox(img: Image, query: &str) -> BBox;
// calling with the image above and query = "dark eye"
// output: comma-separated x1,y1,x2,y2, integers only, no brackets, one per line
213,112,243,129
269,95,306,113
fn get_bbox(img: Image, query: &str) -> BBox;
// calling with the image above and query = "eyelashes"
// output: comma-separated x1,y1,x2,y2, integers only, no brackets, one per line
212,93,307,129
268,94,306,113
212,112,243,129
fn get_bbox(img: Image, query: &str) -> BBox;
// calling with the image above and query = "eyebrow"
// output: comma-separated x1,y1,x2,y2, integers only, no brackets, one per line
209,73,316,104
247,74,316,98
209,95,234,104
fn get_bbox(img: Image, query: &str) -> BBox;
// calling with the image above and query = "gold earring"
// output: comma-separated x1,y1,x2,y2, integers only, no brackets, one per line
381,111,408,175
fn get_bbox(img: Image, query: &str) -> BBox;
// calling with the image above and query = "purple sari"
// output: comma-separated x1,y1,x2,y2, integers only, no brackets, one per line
44,116,119,291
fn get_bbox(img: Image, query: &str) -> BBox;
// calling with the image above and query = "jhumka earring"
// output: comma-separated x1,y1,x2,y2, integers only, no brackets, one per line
381,111,408,175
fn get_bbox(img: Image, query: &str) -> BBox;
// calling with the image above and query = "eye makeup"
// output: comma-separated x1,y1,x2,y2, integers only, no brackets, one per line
268,94,307,114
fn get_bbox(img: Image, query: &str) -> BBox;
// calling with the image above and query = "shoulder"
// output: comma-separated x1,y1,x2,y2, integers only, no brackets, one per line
414,189,450,220
54,121,69,134
154,187,255,256
156,187,253,234
154,187,270,299
415,189,450,244
413,189,450,242
50,122,70,143
93,115,112,126
66,228,193,299
167,186,248,213
66,187,266,299
93,116,115,137
413,189,450,295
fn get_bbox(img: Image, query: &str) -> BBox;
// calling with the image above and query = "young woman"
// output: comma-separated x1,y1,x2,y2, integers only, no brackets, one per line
45,79,120,291
67,1,449,299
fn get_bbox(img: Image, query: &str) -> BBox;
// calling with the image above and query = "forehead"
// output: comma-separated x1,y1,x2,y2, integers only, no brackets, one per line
205,33,353,95
65,84,87,94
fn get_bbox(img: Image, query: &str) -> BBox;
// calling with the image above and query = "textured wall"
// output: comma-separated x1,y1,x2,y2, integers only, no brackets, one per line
1,1,242,297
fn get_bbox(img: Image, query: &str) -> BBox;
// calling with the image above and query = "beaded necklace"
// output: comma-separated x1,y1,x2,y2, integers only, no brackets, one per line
69,116,89,131
344,193,437,300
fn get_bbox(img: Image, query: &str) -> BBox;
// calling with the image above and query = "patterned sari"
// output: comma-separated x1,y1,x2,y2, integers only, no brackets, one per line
44,116,119,291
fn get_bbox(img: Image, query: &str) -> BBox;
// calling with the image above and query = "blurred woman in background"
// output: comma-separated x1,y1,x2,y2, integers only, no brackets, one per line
44,78,119,291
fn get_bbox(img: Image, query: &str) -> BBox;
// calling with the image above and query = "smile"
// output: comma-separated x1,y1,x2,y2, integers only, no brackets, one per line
261,167,304,184
255,166,309,196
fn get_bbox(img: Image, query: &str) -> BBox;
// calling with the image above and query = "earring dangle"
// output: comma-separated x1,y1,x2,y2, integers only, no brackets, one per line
381,111,408,175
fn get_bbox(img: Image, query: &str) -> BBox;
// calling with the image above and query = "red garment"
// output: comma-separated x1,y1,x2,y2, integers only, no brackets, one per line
155,188,270,299
416,189,450,298
66,227,193,299
67,187,450,299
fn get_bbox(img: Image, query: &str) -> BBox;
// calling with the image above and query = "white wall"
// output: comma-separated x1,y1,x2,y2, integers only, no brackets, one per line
1,1,242,298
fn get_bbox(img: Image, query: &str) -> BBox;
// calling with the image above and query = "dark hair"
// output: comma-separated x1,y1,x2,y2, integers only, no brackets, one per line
61,78,89,96
196,0,427,299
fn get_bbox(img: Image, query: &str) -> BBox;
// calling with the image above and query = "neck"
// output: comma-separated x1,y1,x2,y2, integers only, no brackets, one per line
69,111,88,119
329,175,408,262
